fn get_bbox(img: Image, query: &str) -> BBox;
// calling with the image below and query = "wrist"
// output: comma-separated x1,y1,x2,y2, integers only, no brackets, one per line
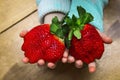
44,13,65,24
37,0,70,23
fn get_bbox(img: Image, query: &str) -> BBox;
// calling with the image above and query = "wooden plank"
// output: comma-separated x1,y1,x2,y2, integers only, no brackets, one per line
0,0,37,33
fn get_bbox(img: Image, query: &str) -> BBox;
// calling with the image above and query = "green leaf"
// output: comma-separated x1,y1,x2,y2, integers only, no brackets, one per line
50,23,59,34
82,13,94,24
72,15,77,22
60,12,69,24
77,6,94,29
76,18,81,26
73,29,81,39
68,30,73,40
52,16,59,23
77,6,86,17
55,29,64,39
65,17,72,26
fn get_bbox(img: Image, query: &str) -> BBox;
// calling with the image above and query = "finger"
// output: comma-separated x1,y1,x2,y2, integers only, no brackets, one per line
68,56,75,63
100,33,112,44
22,57,29,64
88,62,96,73
20,30,28,38
75,60,83,68
62,57,67,63
97,30,112,44
63,49,69,58
37,59,45,66
62,49,69,63
47,62,56,69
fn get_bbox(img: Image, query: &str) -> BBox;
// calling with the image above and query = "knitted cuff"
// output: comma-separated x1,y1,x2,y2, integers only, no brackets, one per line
37,0,71,23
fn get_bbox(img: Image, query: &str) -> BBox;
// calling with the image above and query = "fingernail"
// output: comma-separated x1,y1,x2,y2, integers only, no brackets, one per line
22,57,29,64
89,66,96,73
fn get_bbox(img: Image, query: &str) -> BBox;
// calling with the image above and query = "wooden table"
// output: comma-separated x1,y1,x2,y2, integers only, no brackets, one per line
0,0,120,80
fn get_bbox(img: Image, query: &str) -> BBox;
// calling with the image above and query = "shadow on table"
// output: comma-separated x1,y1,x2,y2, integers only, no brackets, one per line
106,20,120,40
3,62,94,80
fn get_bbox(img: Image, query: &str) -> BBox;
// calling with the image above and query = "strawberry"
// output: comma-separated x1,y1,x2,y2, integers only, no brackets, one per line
22,19,65,63
22,24,49,63
69,24,104,64
64,6,104,64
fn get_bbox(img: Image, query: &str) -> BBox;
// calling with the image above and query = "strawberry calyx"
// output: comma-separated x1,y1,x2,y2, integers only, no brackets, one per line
64,6,94,48
50,16,65,40
50,6,94,48
65,6,94,40
50,15,70,43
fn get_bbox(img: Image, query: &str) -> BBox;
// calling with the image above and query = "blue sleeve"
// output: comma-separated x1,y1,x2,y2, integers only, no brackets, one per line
68,0,109,32
36,0,71,23
36,0,41,6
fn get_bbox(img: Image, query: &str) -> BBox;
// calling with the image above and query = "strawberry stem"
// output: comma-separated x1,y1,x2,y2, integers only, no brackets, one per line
50,6,94,48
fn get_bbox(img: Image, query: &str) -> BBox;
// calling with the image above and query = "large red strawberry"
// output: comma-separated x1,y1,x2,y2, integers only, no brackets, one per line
22,20,65,63
69,24,104,64
64,6,104,64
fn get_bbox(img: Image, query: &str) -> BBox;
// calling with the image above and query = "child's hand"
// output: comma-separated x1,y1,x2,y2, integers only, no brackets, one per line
20,29,112,72
66,29,112,73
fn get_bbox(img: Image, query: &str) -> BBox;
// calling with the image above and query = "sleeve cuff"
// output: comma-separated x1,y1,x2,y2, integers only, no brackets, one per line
68,0,107,32
37,0,71,23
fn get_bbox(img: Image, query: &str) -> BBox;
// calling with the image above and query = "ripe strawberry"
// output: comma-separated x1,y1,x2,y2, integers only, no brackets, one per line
69,24,104,64
64,6,104,64
22,23,65,63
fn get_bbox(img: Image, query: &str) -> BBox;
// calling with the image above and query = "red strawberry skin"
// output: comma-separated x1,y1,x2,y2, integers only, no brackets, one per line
69,24,104,64
22,24,65,63
43,35,65,63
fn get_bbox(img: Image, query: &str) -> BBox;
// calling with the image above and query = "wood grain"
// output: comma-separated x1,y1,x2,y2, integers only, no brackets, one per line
0,0,37,33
